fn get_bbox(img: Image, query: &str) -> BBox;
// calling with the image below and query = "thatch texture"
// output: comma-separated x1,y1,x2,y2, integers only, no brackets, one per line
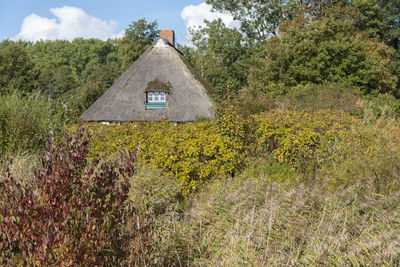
80,38,213,122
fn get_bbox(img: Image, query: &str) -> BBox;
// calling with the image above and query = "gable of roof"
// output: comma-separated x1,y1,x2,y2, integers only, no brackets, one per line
80,38,214,122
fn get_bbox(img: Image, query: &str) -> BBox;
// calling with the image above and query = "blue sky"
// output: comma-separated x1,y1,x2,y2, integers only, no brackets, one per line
0,0,236,45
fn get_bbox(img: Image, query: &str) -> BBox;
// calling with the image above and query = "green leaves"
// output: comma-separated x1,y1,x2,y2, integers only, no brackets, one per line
0,93,62,157
116,19,159,72
184,19,255,99
0,42,38,95
247,10,397,97
206,0,300,40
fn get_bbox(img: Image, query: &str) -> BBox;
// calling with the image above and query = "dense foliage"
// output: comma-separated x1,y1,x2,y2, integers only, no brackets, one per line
71,108,358,192
0,129,144,265
247,8,397,98
0,43,38,95
71,120,246,193
0,0,400,264
0,93,62,157
253,110,356,174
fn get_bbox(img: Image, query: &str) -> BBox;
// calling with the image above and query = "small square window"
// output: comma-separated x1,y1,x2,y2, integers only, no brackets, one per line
147,92,166,103
146,91,167,109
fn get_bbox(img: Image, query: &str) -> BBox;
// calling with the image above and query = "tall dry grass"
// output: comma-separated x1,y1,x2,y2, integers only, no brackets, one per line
152,171,399,266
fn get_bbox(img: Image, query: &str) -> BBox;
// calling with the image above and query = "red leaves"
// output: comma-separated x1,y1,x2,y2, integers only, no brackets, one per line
0,128,135,265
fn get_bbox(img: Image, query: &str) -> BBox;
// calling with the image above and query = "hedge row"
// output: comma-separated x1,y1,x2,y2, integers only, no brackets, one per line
72,109,356,191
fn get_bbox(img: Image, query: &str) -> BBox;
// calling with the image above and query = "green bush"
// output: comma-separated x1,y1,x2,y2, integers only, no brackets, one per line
363,93,400,118
321,108,400,193
278,83,362,115
0,93,62,157
252,109,357,175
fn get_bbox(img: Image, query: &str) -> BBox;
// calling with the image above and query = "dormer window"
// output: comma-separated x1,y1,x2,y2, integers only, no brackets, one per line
146,91,166,110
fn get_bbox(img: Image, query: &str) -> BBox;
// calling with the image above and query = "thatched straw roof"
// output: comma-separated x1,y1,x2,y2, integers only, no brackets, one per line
80,38,214,122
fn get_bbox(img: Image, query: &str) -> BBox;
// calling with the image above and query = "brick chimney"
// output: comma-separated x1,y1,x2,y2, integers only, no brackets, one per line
160,30,175,47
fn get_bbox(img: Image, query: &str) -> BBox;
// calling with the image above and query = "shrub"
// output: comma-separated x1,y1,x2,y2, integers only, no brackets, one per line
75,108,358,187
252,110,357,175
0,93,62,158
363,93,400,118
321,108,400,193
0,128,139,265
278,83,362,115
77,120,246,193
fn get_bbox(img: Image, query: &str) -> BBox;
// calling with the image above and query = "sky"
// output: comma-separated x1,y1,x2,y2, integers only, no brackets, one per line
0,0,237,45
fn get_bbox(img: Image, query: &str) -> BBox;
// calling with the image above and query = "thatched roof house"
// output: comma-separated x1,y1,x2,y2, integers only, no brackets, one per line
80,30,213,123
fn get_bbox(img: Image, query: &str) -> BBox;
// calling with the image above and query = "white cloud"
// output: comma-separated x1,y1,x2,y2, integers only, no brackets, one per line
14,6,123,42
181,2,240,43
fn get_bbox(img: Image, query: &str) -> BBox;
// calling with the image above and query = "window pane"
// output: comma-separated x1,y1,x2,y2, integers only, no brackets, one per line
148,93,153,102
147,91,167,103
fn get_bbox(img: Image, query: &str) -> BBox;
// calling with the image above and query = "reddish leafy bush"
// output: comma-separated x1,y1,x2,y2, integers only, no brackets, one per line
0,129,139,265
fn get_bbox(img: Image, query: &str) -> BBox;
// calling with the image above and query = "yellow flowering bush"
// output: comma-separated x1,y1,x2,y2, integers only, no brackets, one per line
69,108,359,188
72,120,245,193
252,110,357,174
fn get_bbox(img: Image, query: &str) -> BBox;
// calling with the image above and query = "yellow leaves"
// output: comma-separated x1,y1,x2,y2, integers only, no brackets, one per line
70,108,359,189
75,121,244,192
253,110,356,173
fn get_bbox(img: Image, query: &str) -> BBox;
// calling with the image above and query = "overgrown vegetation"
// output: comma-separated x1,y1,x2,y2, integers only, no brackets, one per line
71,120,245,193
0,130,154,265
0,93,63,158
1,0,400,265
2,107,400,265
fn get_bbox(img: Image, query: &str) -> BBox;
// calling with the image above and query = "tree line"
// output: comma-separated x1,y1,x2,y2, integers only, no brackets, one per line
0,0,399,122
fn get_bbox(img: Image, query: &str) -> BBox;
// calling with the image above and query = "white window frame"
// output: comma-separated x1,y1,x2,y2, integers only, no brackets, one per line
147,92,166,103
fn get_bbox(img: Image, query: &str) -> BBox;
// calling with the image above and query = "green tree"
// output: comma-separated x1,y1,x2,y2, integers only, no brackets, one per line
0,42,38,95
116,19,159,72
247,11,397,97
353,0,399,49
70,38,117,80
352,0,400,95
39,65,77,99
27,38,117,95
184,19,256,100
206,0,301,40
